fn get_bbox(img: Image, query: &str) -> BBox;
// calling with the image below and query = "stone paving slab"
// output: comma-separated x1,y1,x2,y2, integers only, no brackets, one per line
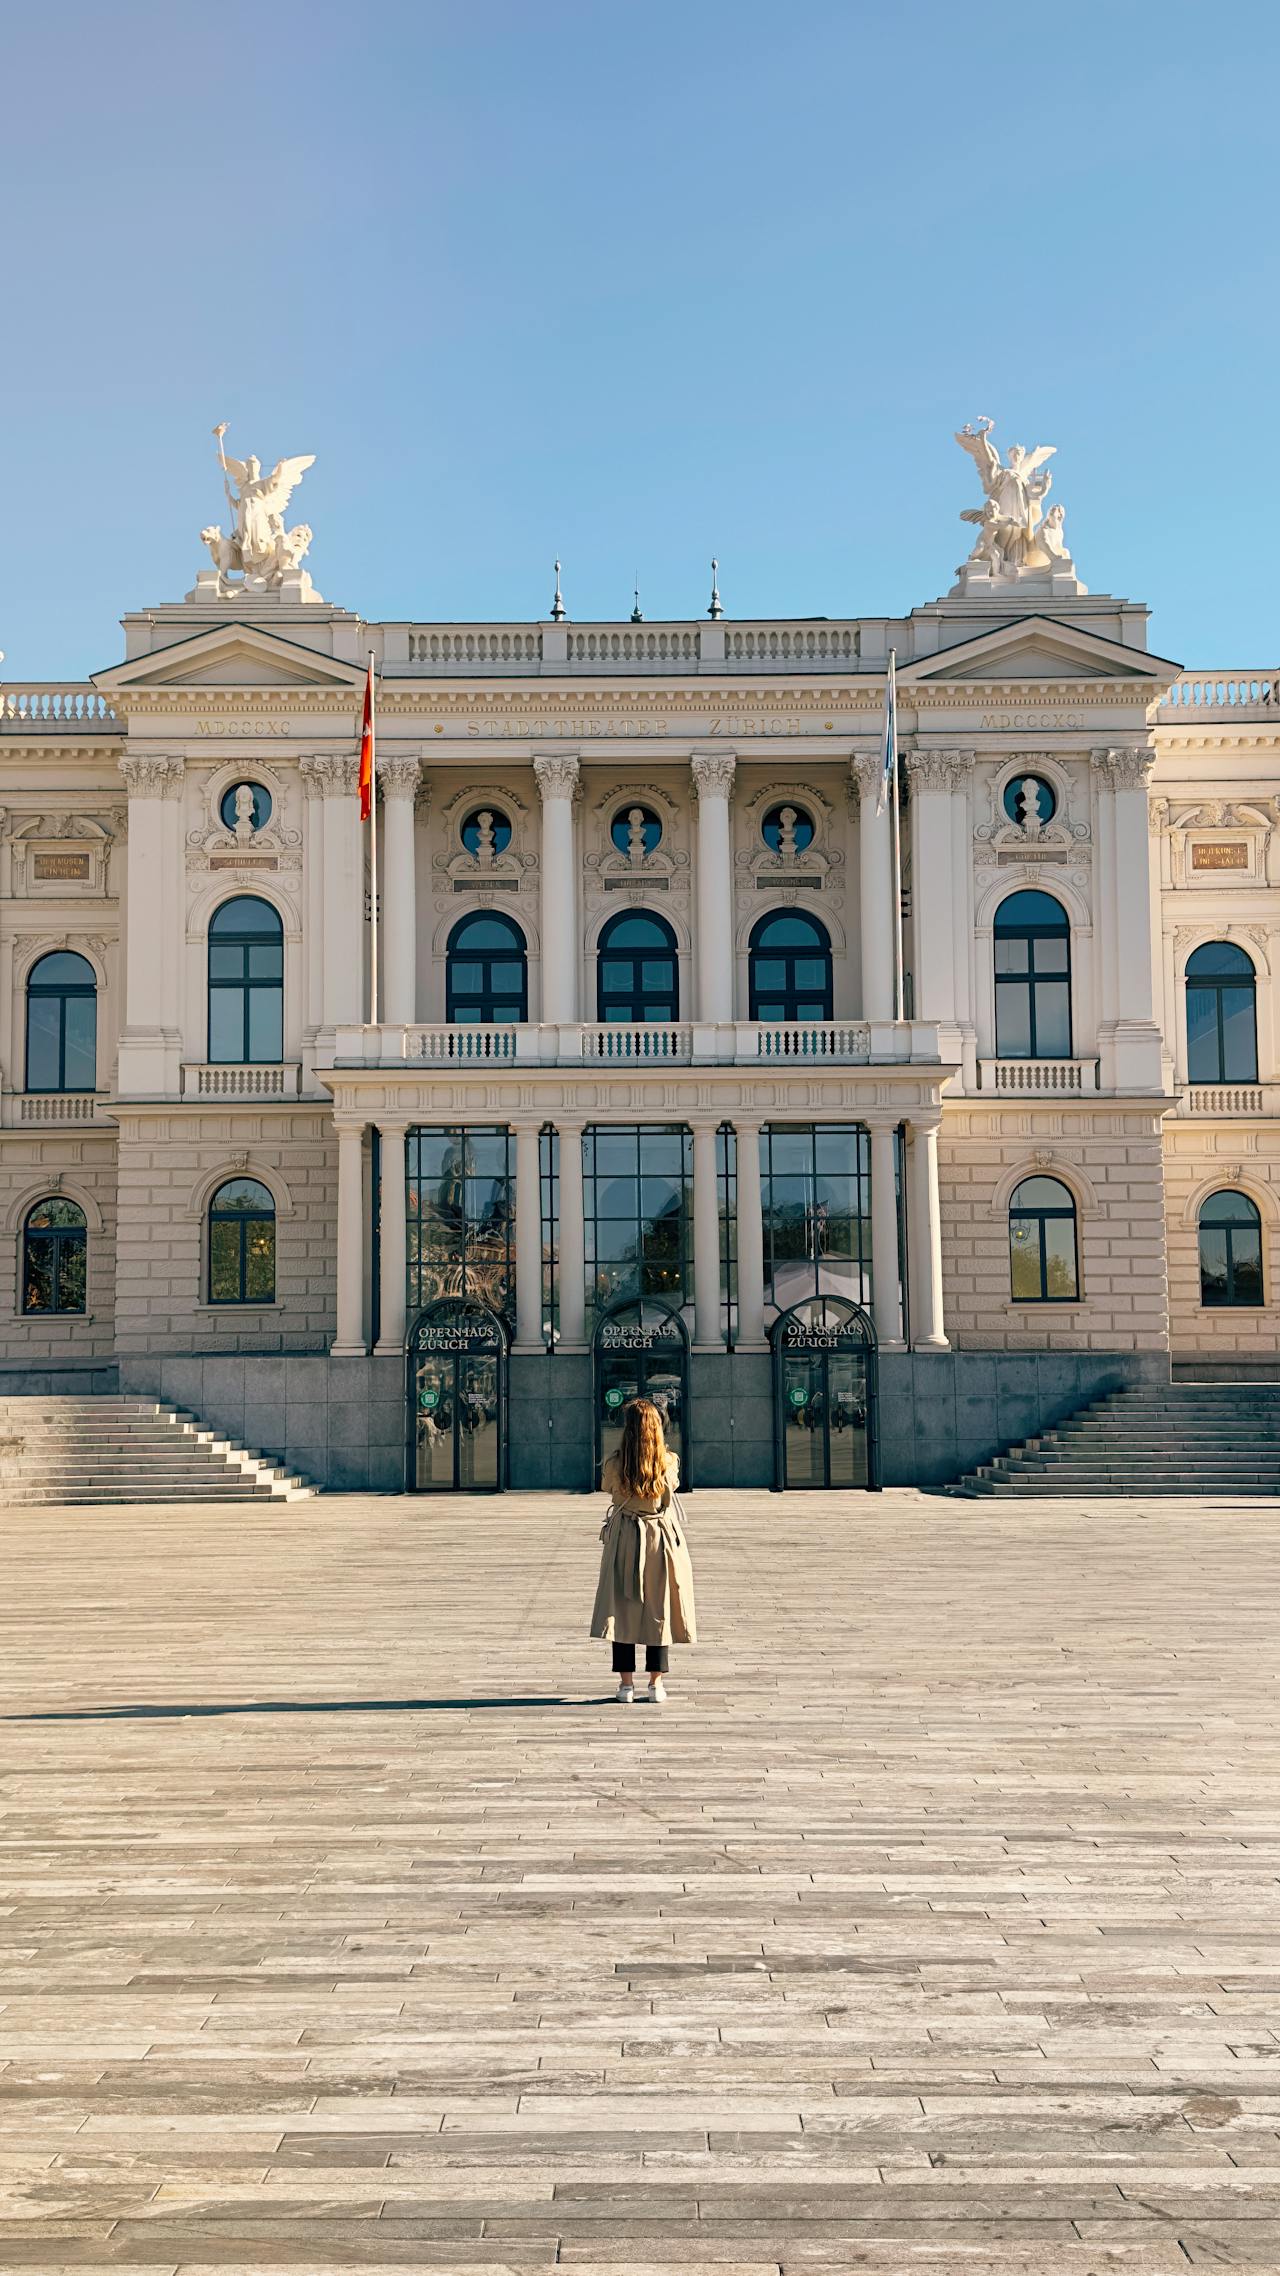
1,1489,1280,2269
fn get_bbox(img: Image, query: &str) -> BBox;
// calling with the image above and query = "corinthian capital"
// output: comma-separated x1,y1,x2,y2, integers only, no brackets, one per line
533,754,580,802
118,753,185,800
848,749,882,804
299,754,361,799
691,750,736,801
906,747,975,792
1091,745,1155,792
378,755,423,800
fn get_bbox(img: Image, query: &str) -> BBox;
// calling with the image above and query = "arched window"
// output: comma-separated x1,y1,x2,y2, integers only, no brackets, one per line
26,951,97,1093
995,890,1071,1058
1198,1189,1263,1308
22,1197,87,1315
596,910,679,1024
446,911,528,1024
1009,1175,1079,1303
749,909,833,1023
208,897,283,1063
1186,942,1258,1083
209,1178,276,1305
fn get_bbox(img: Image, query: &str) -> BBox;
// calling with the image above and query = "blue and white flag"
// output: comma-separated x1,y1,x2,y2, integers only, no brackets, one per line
877,648,897,816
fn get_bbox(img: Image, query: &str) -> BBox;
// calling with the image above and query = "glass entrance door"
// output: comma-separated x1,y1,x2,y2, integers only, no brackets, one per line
771,1296,878,1491
408,1301,507,1493
597,1350,685,1479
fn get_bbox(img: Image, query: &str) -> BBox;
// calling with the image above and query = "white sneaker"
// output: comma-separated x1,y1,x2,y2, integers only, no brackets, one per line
646,1678,668,1703
614,1682,634,1704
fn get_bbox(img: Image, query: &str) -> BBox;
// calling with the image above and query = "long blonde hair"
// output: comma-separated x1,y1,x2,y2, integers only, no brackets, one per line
615,1396,669,1501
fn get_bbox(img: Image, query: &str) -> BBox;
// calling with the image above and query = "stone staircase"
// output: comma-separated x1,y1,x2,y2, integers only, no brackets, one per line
950,1382,1280,1498
0,1397,318,1505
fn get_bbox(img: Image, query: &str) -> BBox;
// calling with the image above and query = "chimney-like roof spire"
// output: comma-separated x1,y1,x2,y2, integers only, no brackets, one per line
549,559,566,622
707,557,723,620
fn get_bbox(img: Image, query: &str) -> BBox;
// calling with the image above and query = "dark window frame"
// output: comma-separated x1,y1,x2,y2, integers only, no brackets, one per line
1197,1189,1264,1309
582,1123,692,1335
25,951,97,1093
207,896,284,1066
208,1178,277,1306
595,909,680,1024
406,1126,515,1325
748,909,834,1023
445,912,528,1025
22,1197,88,1315
1185,942,1258,1084
994,889,1073,1060
1008,1175,1079,1304
759,1123,872,1314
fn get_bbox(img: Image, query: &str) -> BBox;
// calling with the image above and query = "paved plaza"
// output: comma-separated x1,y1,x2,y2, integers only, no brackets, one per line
3,1491,1280,2272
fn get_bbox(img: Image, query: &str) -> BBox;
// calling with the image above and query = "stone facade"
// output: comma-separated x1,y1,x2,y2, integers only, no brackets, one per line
1,511,1276,1487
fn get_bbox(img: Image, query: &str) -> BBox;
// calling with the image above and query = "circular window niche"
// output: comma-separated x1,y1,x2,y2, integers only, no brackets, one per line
220,781,273,832
1002,774,1057,828
610,805,663,857
762,802,815,854
460,808,513,857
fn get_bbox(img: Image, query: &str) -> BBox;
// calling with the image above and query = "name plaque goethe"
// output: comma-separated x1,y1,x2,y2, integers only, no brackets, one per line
1191,842,1249,871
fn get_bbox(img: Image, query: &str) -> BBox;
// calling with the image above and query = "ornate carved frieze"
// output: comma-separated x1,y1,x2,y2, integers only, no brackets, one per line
118,754,185,799
431,781,536,916
377,755,423,801
691,751,737,801
906,747,975,793
583,781,689,917
734,780,845,914
6,812,115,900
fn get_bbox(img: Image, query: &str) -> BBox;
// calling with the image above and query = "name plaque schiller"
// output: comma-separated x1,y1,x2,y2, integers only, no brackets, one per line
1191,842,1249,871
210,853,279,869
33,853,91,880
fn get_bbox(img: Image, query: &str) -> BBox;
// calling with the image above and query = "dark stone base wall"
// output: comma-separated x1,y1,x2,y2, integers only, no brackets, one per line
119,1344,1171,1494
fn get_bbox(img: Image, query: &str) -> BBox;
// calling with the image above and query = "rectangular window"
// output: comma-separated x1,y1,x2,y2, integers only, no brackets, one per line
760,1124,872,1316
26,999,62,1090
61,998,97,1091
406,1127,514,1322
583,1125,691,1340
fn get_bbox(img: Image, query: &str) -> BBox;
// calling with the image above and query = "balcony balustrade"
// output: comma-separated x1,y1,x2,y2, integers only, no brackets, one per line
5,1091,105,1127
1159,670,1280,722
181,1062,302,1099
336,1018,943,1070
1176,1081,1280,1117
978,1058,1099,1095
0,684,119,728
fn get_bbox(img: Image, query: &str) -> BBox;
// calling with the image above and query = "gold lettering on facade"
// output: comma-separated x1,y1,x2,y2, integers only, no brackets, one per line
1191,841,1249,870
32,853,91,880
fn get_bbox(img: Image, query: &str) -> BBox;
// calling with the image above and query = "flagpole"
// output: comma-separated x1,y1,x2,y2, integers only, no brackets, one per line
367,650,378,1028
888,648,905,1023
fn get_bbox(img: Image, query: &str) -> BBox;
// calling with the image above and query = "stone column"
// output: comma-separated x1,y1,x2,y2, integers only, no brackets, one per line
691,1120,723,1349
534,756,579,1023
1092,746,1162,1090
117,754,185,1094
556,1121,586,1347
733,1119,766,1349
691,752,736,1022
513,1122,544,1351
866,1117,904,1348
851,751,893,1021
906,749,972,1023
907,1117,948,1352
375,1121,409,1353
301,761,327,1045
379,757,421,1027
301,756,363,1029
333,1119,367,1355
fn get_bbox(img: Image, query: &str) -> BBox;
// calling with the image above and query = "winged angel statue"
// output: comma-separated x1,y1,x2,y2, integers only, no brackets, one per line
954,417,1078,582
199,424,320,596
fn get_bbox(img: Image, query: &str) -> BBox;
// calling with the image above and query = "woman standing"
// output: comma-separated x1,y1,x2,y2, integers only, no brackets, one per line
591,1397,696,1703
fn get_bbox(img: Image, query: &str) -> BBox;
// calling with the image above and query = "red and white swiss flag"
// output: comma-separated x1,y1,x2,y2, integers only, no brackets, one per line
358,660,374,822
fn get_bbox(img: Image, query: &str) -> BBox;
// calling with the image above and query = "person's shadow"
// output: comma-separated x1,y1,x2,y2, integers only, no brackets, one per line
3,1694,611,1723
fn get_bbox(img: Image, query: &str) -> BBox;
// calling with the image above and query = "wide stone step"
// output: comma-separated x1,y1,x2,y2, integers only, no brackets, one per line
0,1394,318,1505
951,1382,1280,1499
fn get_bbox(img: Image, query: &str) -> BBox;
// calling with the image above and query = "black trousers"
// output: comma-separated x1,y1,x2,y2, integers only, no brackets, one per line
612,1642,669,1674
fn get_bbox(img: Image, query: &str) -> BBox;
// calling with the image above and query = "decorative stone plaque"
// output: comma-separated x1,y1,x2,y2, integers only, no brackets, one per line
1191,842,1249,871
32,853,92,881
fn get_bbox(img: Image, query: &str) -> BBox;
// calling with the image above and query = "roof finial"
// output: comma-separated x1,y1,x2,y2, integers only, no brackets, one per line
707,557,723,620
630,575,644,624
550,559,566,622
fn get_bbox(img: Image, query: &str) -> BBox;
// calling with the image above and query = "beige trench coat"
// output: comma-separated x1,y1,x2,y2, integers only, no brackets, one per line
590,1453,697,1647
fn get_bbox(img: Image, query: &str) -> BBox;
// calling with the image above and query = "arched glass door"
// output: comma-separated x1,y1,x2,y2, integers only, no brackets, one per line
592,1297,689,1485
407,1298,508,1492
770,1294,878,1491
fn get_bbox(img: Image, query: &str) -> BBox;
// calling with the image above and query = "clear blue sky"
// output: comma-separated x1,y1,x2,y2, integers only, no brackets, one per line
4,0,1278,677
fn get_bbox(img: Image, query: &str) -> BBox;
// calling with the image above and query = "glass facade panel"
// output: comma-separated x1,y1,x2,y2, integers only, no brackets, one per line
445,914,528,1024
207,897,284,1065
583,1126,691,1335
407,1128,515,1322
748,911,832,1022
595,912,679,1023
760,1125,871,1314
208,1178,276,1305
1185,943,1258,1083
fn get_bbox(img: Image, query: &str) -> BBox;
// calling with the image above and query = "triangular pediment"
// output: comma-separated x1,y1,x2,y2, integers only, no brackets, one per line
899,615,1181,689
93,622,367,696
